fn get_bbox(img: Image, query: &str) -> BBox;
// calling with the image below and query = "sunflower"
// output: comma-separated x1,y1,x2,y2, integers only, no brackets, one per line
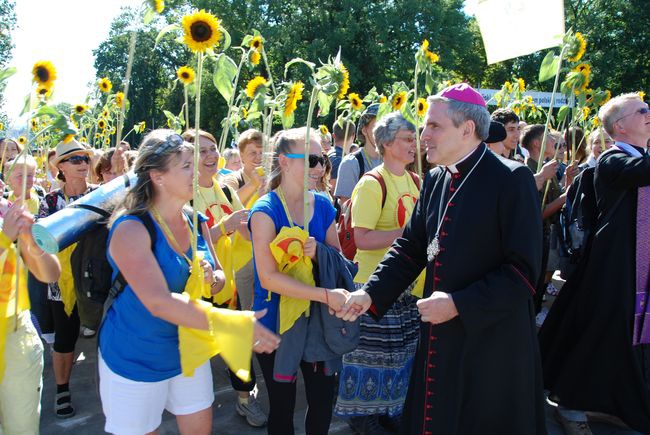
601,90,612,106
245,76,268,99
592,116,600,127
105,138,111,146
392,91,407,110
98,77,112,93
513,106,521,116
337,63,350,99
524,95,533,105
182,10,222,53
115,92,125,107
250,36,263,51
102,110,110,118
638,91,645,101
319,125,329,136
242,107,249,119
98,119,107,130
250,50,261,65
176,66,195,85
154,0,164,13
348,93,363,111
36,85,51,98
283,81,304,117
74,104,87,115
31,119,38,130
0,123,4,131
573,63,591,77
379,95,388,104
17,136,27,145
425,50,440,64
417,98,429,117
504,81,513,93
517,78,525,92
63,134,75,144
581,106,591,121
32,61,57,89
138,121,146,131
567,32,587,63
111,127,117,134
95,133,101,139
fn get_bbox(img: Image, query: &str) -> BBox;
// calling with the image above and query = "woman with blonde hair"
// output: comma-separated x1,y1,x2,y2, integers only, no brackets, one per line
99,129,279,434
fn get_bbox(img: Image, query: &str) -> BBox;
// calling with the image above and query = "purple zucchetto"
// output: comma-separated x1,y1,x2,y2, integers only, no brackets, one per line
437,83,487,108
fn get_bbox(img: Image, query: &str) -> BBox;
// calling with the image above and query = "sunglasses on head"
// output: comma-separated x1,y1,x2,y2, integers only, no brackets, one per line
61,155,90,165
154,134,185,156
284,153,326,168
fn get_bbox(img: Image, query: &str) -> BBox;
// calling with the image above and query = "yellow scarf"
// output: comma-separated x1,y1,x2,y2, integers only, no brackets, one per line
57,244,77,317
0,231,30,383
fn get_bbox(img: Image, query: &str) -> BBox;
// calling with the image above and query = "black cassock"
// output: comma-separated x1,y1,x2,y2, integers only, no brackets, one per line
539,146,650,433
362,144,546,435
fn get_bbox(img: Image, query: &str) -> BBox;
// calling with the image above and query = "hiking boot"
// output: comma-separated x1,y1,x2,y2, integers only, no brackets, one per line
554,408,593,435
348,415,393,435
235,395,267,427
586,411,631,429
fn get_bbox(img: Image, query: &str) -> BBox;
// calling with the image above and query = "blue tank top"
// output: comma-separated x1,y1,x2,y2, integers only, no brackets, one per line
99,211,214,382
249,191,337,333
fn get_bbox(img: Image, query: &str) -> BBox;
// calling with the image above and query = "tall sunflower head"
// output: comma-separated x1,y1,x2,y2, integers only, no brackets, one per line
601,90,612,106
581,106,591,121
417,98,429,117
567,32,587,63
182,10,222,53
249,36,263,51
379,95,388,104
154,0,164,13
348,93,363,111
17,136,27,145
31,119,39,130
420,39,439,65
284,81,304,117
337,63,350,99
74,104,88,115
36,85,52,99
98,119,107,130
319,125,329,136
517,78,525,92
504,81,513,93
245,76,268,99
250,50,261,66
32,61,57,89
176,66,195,85
115,92,125,107
98,77,112,93
391,91,407,110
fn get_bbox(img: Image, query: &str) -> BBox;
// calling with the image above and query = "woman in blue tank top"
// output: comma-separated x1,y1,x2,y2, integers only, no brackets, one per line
99,130,279,435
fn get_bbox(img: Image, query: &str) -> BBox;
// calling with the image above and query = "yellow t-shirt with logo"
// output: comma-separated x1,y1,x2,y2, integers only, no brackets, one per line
194,182,244,228
351,165,420,283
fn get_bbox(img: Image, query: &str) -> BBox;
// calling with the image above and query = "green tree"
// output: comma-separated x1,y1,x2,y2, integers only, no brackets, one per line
0,0,16,128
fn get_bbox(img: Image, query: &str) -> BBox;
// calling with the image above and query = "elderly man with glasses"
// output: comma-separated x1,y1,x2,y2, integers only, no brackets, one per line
540,93,650,435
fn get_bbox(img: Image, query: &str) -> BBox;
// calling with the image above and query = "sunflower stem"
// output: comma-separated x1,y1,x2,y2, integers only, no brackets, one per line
183,85,190,130
261,47,277,100
115,31,137,150
303,87,319,232
218,51,246,153
191,52,204,258
413,64,422,178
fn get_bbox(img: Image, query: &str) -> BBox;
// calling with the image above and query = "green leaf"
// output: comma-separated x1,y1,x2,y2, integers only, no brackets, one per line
425,71,435,95
213,54,238,102
0,67,17,84
539,51,560,82
401,100,416,126
19,94,32,117
155,24,180,48
282,112,295,129
220,28,232,52
143,8,155,25
317,91,334,117
284,58,316,78
556,105,570,125
375,102,391,122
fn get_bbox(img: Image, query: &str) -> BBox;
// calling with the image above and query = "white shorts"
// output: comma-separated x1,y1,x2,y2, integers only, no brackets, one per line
98,353,213,435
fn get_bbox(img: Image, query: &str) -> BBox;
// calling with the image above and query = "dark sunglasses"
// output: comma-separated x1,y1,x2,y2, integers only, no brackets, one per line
284,153,326,168
616,106,650,122
61,155,90,165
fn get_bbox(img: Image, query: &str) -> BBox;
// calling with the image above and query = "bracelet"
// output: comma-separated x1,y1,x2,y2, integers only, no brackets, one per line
324,288,330,306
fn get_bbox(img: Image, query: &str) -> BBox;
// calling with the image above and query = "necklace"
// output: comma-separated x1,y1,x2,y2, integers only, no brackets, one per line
151,206,192,265
426,146,487,263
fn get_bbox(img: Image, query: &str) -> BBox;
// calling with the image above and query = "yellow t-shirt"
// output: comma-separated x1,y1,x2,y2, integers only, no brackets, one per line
8,189,40,215
194,182,244,228
351,165,419,283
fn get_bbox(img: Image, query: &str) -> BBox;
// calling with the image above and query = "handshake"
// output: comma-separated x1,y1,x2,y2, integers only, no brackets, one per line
325,288,373,321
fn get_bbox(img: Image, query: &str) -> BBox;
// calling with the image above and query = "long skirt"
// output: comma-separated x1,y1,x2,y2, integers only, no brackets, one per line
334,283,420,417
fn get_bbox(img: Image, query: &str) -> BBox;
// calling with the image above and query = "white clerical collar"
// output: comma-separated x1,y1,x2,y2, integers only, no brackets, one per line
613,141,644,158
445,146,480,174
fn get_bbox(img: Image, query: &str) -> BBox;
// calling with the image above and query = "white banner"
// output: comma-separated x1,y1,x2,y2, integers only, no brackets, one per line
473,0,565,64
477,89,569,108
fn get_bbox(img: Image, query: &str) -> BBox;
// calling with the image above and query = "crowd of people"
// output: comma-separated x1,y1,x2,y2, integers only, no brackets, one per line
0,83,648,435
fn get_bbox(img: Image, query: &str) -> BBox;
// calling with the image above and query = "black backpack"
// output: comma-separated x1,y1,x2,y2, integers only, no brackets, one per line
70,210,156,330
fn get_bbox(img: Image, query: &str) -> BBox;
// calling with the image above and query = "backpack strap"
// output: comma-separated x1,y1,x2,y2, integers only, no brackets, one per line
354,149,365,175
407,170,421,190
365,170,388,209
222,184,233,204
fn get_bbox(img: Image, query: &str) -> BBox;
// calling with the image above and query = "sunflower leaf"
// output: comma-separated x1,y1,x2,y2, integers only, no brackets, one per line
220,28,232,52
556,105,570,125
282,112,295,129
213,54,238,102
19,94,32,117
284,58,316,78
401,99,416,126
317,91,334,118
425,71,435,95
539,51,560,82
143,8,155,25
0,67,16,84
155,24,180,48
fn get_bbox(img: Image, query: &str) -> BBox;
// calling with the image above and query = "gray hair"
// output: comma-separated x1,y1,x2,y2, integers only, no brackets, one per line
373,111,415,156
598,92,643,138
222,147,240,162
427,96,491,141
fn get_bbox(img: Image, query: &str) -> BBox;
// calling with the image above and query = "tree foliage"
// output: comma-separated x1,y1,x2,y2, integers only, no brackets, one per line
0,0,16,128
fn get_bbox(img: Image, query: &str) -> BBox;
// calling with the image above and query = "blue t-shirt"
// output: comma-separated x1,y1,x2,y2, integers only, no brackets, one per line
99,212,214,382
328,145,344,179
249,191,336,332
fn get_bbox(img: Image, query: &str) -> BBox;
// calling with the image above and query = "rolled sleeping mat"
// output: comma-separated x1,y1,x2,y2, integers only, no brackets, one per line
32,172,137,254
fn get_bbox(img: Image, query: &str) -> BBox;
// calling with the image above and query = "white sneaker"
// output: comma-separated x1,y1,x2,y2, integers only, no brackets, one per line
81,327,96,338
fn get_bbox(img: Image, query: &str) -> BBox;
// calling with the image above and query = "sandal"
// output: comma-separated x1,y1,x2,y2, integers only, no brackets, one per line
55,390,75,419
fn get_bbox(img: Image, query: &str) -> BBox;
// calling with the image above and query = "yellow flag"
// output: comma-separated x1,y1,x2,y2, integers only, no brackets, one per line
212,234,237,308
178,296,254,380
57,244,77,317
410,270,428,298
269,227,314,334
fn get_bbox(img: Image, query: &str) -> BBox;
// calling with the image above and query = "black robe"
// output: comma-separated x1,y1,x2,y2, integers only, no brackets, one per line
362,144,546,435
539,146,650,433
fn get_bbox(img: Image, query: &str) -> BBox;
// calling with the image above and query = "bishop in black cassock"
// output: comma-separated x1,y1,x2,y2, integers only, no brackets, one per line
338,84,546,434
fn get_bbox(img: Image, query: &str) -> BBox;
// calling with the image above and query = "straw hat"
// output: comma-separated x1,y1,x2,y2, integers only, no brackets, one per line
52,138,93,166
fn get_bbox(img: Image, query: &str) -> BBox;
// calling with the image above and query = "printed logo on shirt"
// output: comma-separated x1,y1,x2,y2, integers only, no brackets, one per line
396,193,418,227
205,202,234,227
